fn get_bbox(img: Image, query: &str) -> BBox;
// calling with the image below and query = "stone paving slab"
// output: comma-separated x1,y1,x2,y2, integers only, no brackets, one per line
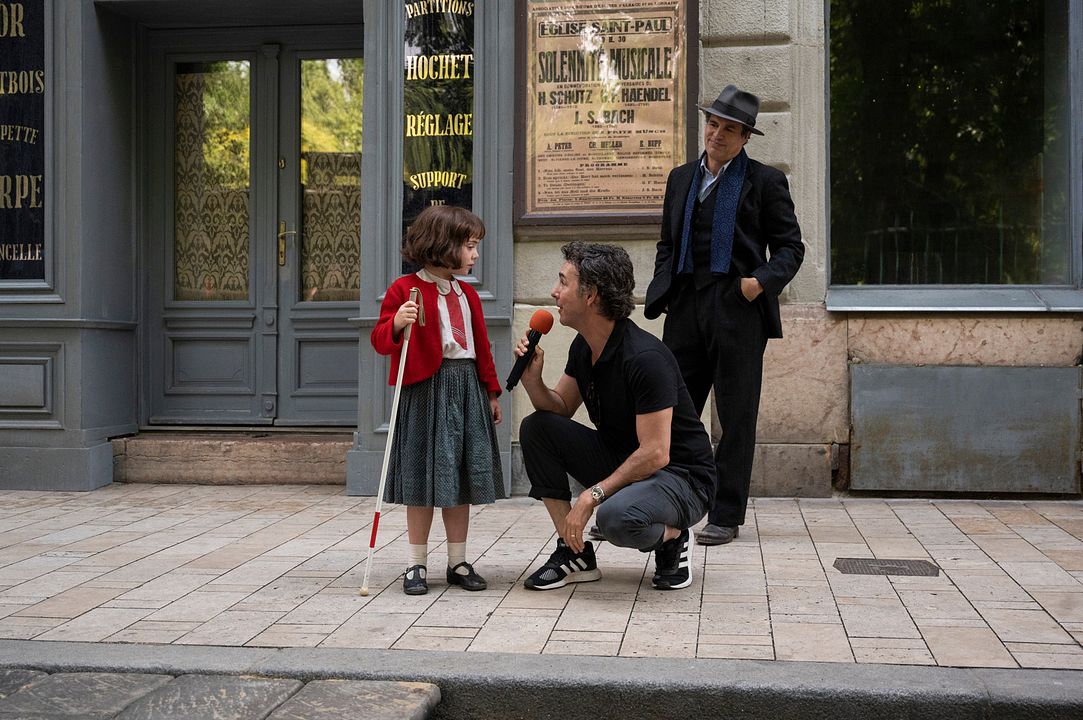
0,667,44,698
0,665,440,720
115,674,302,720
0,671,171,719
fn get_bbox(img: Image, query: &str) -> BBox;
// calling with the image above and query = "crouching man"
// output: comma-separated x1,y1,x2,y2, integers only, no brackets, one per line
516,242,716,591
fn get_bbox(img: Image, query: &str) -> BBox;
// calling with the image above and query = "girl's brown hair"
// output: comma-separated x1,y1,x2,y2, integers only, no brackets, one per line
402,205,486,269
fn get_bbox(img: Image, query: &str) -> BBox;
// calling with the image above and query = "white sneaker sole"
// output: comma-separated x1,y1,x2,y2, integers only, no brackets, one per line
525,568,602,591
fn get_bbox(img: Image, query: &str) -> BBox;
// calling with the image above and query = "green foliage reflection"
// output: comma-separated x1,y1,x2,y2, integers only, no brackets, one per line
189,61,250,190
302,57,364,154
830,1,1069,285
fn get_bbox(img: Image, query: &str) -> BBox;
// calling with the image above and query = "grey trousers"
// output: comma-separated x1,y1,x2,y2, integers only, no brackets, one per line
521,410,708,551
596,470,708,551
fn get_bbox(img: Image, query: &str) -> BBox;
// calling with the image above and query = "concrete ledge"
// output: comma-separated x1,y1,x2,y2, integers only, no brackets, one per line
510,444,532,497
137,433,833,499
346,446,383,496
3,640,1082,720
752,443,834,497
112,434,352,485
0,444,112,491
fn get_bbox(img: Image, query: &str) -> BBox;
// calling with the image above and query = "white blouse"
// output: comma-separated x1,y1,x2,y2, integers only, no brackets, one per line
416,268,476,360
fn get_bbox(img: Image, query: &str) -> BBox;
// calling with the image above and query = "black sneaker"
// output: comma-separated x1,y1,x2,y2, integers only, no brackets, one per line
652,528,693,590
524,539,602,590
403,564,428,595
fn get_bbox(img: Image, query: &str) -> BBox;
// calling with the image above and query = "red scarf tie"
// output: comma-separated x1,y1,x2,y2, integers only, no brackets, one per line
445,291,468,350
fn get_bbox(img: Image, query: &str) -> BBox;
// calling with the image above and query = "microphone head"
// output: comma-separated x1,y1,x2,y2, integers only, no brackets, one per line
529,309,554,335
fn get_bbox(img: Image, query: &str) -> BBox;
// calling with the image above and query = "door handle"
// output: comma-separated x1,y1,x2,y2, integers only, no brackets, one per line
278,221,297,267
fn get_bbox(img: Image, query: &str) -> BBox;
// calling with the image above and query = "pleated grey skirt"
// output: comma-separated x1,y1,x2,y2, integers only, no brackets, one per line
383,358,504,507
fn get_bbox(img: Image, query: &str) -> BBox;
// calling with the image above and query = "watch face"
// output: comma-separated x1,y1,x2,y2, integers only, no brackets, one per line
591,487,603,501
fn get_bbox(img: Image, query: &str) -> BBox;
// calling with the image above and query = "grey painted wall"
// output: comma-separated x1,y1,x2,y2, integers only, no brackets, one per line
0,1,137,491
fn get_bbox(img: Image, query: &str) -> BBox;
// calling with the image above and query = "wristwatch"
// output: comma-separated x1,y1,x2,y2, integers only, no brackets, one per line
589,485,606,504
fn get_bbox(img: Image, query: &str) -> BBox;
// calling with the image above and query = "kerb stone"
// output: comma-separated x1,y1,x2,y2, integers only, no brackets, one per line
267,679,440,720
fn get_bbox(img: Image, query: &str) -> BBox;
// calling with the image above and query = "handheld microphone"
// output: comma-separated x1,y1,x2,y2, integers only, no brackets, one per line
506,309,554,391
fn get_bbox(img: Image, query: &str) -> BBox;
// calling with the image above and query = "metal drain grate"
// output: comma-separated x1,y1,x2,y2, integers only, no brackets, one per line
833,557,940,577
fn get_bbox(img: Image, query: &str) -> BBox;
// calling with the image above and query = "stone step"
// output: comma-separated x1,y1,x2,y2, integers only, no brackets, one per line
111,433,353,485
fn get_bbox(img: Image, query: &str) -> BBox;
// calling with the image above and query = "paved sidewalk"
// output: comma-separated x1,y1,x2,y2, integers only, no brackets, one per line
0,484,1080,669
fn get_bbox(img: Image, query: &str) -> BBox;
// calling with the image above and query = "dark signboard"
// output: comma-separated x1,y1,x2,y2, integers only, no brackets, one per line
0,0,45,282
402,0,474,237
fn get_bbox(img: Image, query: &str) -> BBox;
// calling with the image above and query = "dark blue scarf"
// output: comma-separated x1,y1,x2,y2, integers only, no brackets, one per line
677,148,747,275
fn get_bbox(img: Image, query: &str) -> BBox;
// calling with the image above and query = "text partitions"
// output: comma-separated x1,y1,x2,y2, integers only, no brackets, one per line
0,1,44,282
402,0,475,235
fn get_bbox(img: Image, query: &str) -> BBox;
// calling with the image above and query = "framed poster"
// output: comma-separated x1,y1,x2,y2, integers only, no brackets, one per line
0,0,45,282
518,0,690,223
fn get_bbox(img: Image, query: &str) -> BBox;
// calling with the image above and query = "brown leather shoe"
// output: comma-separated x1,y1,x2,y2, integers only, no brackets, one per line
696,524,738,545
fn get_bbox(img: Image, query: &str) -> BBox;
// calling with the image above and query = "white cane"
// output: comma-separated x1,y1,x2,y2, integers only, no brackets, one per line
360,286,423,596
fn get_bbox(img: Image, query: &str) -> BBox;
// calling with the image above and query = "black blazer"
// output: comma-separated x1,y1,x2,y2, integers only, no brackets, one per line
645,156,804,338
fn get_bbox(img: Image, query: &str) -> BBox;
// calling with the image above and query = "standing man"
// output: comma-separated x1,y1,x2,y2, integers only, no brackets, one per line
517,242,715,591
644,85,804,546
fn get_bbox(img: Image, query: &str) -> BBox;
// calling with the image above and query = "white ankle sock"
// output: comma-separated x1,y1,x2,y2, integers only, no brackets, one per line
409,543,427,568
447,541,467,574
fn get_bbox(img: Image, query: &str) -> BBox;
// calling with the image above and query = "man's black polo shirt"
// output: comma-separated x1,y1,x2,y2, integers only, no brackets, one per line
564,318,716,503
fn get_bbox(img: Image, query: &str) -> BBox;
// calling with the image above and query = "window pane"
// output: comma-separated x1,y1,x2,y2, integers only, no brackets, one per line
830,1,1070,286
402,6,474,234
300,57,363,302
174,61,251,301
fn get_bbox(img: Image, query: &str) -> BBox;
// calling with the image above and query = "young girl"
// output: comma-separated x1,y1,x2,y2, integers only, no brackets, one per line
371,205,503,595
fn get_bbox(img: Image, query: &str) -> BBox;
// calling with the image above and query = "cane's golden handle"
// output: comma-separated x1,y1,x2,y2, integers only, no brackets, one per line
409,287,426,327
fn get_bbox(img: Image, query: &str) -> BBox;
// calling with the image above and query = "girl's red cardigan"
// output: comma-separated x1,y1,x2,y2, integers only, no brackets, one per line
371,274,501,395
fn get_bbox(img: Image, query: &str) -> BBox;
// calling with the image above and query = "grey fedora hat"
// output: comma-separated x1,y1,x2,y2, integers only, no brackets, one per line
698,84,764,135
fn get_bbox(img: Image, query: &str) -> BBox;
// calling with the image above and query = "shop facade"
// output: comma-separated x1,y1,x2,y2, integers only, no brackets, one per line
0,0,1080,496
